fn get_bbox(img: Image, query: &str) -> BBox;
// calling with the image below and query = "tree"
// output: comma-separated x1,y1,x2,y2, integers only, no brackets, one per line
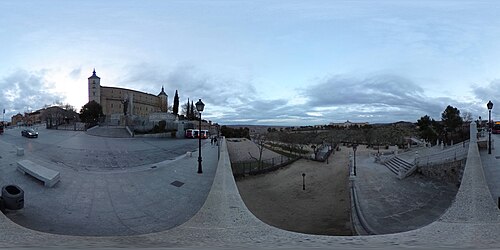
248,134,266,170
79,101,103,124
190,100,195,120
185,99,191,119
462,111,473,123
441,105,463,143
173,90,179,115
417,115,440,144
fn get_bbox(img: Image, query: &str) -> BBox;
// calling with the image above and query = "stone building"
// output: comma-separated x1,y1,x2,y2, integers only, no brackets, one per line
11,113,23,126
88,69,168,120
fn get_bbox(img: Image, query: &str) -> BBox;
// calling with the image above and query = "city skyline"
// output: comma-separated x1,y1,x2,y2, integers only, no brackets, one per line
2,1,500,125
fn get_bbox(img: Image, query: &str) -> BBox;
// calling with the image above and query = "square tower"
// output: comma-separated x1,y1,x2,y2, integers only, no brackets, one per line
88,69,101,104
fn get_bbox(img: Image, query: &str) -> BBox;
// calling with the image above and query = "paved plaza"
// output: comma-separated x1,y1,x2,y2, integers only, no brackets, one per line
354,146,458,234
479,133,500,208
0,126,218,236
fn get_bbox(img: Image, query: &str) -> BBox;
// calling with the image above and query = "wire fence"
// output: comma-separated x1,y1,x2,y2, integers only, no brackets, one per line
231,155,300,177
49,122,86,131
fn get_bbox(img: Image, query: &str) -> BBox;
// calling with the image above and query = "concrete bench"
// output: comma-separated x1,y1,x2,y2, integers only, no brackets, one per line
17,160,60,187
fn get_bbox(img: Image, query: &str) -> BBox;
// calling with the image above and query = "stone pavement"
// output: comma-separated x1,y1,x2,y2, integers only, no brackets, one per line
479,133,500,208
354,145,458,234
0,127,217,236
86,126,131,138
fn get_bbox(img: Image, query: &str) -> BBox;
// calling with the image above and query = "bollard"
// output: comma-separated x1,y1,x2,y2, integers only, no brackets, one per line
16,147,24,156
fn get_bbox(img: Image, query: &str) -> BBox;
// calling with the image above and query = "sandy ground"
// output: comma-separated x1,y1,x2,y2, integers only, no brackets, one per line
228,138,352,236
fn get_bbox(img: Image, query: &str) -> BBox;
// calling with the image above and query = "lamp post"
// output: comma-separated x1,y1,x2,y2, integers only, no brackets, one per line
488,101,493,154
302,173,306,190
195,99,205,173
353,144,358,176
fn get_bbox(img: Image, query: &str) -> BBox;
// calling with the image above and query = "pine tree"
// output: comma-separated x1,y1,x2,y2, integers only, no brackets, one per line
173,90,179,115
190,100,195,120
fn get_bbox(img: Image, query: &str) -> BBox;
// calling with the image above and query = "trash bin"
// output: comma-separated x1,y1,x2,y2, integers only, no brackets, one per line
0,197,4,211
1,185,24,210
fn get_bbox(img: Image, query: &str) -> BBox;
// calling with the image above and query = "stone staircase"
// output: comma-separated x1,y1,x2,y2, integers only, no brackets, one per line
383,156,414,177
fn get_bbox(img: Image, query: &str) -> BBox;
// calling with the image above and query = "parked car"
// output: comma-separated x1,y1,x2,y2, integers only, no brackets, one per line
21,128,38,138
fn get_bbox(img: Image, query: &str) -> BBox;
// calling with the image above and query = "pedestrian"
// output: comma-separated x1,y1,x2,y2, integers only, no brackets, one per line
211,137,214,145
214,137,218,146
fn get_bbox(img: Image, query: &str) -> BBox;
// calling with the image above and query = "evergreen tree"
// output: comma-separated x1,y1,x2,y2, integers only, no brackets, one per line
186,98,190,119
417,115,439,144
441,105,463,143
441,105,463,131
79,101,103,124
173,90,179,115
190,100,195,120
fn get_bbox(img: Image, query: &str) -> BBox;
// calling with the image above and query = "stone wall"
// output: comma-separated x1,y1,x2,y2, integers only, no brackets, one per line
416,159,466,187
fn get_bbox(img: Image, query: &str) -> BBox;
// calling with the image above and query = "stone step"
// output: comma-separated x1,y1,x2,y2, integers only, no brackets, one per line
383,156,415,176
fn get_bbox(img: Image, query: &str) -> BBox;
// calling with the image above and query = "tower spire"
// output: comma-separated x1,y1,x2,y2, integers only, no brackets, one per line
93,68,96,75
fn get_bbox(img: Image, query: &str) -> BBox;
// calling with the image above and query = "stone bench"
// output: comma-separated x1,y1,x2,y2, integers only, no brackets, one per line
17,160,60,187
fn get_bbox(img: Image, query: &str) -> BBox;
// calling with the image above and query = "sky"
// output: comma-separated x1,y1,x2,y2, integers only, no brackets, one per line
1,0,500,126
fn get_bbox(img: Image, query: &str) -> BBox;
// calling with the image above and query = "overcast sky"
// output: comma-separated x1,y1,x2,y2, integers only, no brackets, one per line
1,0,500,125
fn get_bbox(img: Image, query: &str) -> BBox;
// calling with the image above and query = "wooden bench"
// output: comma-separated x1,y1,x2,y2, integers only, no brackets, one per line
17,160,60,187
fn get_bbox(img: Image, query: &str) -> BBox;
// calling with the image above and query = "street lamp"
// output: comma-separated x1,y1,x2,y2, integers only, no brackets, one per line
195,99,205,174
488,101,493,154
302,173,306,190
353,144,358,176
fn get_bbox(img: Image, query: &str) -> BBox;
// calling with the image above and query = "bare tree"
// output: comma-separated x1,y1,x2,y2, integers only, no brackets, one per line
248,134,266,170
462,111,473,123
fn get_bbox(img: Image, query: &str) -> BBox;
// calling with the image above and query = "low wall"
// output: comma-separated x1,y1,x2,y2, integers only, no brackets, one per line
133,132,175,138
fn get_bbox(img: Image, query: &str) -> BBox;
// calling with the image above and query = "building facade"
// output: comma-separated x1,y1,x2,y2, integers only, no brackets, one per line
88,69,168,119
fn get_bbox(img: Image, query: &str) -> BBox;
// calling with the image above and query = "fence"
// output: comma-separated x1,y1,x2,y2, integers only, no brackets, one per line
48,122,86,131
231,155,300,177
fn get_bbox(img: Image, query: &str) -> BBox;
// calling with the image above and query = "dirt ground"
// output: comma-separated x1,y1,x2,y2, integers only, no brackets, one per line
228,139,352,236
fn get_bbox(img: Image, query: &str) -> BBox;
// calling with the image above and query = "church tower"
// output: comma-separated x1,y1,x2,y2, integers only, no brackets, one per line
158,86,168,112
88,69,101,104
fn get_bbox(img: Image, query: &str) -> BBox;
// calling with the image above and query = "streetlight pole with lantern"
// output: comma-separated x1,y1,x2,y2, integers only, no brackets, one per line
353,144,358,176
488,101,493,154
196,99,205,173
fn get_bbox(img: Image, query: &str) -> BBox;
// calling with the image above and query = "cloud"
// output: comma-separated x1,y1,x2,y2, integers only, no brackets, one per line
298,74,477,123
0,70,61,118
472,80,500,103
69,67,82,79
302,74,437,112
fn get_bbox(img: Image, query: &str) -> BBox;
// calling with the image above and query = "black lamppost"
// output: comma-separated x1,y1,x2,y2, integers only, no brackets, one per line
353,144,358,176
302,173,306,190
196,99,205,173
488,101,493,154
